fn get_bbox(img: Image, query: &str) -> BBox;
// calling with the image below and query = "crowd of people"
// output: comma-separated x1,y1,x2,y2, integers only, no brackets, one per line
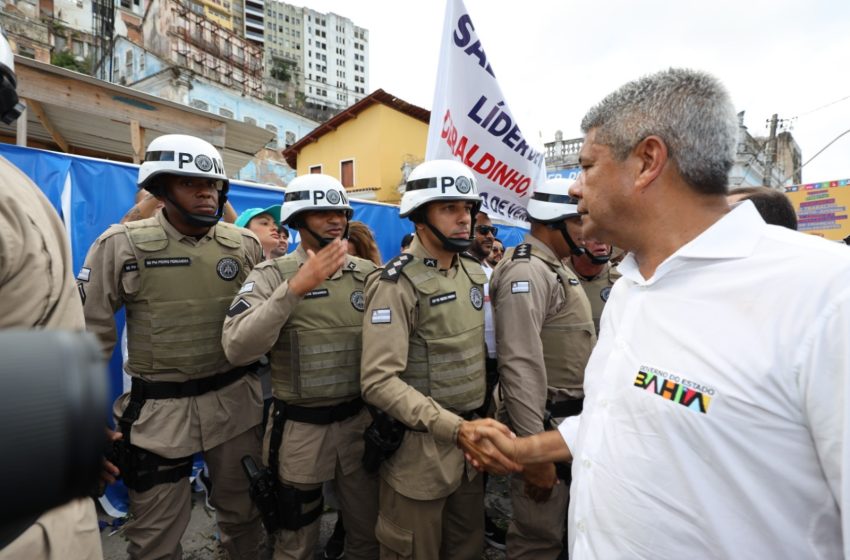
2,20,849,560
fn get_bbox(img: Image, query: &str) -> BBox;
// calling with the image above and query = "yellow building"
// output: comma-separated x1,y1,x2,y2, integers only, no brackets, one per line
283,89,429,203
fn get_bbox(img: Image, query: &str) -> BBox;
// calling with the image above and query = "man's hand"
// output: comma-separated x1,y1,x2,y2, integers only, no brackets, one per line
287,239,347,296
522,462,558,503
457,418,522,475
100,428,123,488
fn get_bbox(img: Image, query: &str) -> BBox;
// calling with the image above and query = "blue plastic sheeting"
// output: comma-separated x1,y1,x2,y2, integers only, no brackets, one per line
0,144,528,408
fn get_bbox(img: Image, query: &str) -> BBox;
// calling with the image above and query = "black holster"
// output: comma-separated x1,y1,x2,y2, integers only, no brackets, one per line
362,406,407,473
475,356,500,417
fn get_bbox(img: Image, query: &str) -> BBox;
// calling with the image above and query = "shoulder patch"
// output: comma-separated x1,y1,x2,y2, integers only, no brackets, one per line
380,253,414,282
512,243,532,260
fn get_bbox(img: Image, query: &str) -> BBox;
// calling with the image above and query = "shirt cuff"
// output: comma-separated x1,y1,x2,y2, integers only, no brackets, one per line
430,404,463,444
557,414,580,454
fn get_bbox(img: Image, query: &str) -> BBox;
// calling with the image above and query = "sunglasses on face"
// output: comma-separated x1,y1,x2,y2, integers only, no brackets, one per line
475,225,498,236
491,247,504,254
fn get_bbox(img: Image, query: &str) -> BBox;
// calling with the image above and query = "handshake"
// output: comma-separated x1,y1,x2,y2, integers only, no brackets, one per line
456,418,574,503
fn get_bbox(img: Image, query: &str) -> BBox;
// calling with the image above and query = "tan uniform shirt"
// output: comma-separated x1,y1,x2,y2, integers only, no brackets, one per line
221,246,370,484
80,211,264,457
565,257,621,334
0,155,102,560
491,234,590,437
361,237,478,501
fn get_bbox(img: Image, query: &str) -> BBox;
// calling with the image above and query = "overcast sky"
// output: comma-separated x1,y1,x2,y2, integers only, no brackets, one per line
304,0,849,185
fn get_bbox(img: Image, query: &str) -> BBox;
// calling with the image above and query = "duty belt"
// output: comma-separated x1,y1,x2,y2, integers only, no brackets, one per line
128,363,259,401
271,397,364,426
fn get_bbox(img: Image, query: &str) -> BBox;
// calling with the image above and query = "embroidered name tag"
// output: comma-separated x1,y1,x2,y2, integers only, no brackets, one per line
430,292,457,306
511,281,530,294
123,262,139,273
371,308,391,324
304,288,329,299
77,267,91,282
145,257,191,267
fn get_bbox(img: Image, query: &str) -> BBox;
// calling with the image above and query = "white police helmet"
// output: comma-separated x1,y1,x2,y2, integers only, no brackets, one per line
0,27,24,124
399,159,481,218
279,173,353,226
137,134,228,193
526,178,580,223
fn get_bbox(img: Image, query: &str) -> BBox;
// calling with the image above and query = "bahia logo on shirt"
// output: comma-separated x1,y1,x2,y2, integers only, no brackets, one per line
633,365,715,414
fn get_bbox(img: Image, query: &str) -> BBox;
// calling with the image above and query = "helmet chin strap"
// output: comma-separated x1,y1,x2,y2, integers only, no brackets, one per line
552,222,586,257
587,247,612,265
302,223,349,249
162,192,226,228
424,221,472,253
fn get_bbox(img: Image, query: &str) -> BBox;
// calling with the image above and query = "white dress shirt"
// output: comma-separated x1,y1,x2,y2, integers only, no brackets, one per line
482,262,497,358
559,201,850,559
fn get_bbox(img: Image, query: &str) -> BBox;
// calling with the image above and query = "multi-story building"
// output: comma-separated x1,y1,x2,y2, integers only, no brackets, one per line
141,0,263,97
262,1,369,112
243,0,263,43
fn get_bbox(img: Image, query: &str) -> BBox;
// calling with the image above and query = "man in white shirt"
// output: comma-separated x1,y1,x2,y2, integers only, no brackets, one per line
466,67,850,559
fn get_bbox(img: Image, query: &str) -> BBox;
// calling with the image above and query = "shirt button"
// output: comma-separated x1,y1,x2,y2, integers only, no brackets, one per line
600,399,609,408
582,459,591,468
577,520,586,532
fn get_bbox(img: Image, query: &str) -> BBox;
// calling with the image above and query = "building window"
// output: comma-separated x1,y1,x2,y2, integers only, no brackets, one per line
219,107,234,118
125,50,134,76
244,116,257,126
190,98,209,111
340,159,354,187
309,165,322,174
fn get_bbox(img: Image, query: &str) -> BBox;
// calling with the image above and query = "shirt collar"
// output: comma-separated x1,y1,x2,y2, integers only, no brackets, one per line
408,235,459,272
618,200,765,284
158,210,214,243
525,233,561,265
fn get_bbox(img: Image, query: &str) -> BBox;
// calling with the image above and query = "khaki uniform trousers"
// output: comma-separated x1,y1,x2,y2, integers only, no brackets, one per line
125,425,264,560
507,475,569,559
375,475,484,560
0,498,102,560
274,461,379,560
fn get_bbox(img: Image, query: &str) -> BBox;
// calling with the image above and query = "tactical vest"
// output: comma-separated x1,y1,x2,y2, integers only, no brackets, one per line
513,244,596,391
269,256,375,404
124,219,248,377
398,256,487,413
566,259,621,334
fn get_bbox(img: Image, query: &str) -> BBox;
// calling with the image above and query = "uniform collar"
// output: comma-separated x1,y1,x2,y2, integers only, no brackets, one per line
618,200,765,284
158,210,214,243
524,233,562,267
408,235,459,269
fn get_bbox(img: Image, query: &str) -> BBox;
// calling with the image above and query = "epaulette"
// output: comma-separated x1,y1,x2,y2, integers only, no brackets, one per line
512,243,532,260
381,253,414,282
461,251,482,264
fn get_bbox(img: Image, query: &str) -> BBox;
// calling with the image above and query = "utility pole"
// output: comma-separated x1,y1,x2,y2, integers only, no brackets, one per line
762,113,778,187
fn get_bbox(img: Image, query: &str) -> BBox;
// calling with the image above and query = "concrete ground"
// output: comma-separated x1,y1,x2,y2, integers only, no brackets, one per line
99,475,512,559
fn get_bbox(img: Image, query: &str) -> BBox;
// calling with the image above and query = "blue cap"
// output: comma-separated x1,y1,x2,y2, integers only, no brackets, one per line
235,205,282,228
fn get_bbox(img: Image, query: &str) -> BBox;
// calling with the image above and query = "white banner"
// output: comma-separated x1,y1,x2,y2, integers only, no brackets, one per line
426,0,546,225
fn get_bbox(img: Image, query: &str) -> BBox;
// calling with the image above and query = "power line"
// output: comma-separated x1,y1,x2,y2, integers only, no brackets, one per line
797,94,850,118
782,127,850,184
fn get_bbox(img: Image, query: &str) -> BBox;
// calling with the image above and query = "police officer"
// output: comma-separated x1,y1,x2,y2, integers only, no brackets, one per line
360,159,514,559
490,177,596,559
221,174,379,560
79,134,265,560
561,192,621,334
0,26,103,560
